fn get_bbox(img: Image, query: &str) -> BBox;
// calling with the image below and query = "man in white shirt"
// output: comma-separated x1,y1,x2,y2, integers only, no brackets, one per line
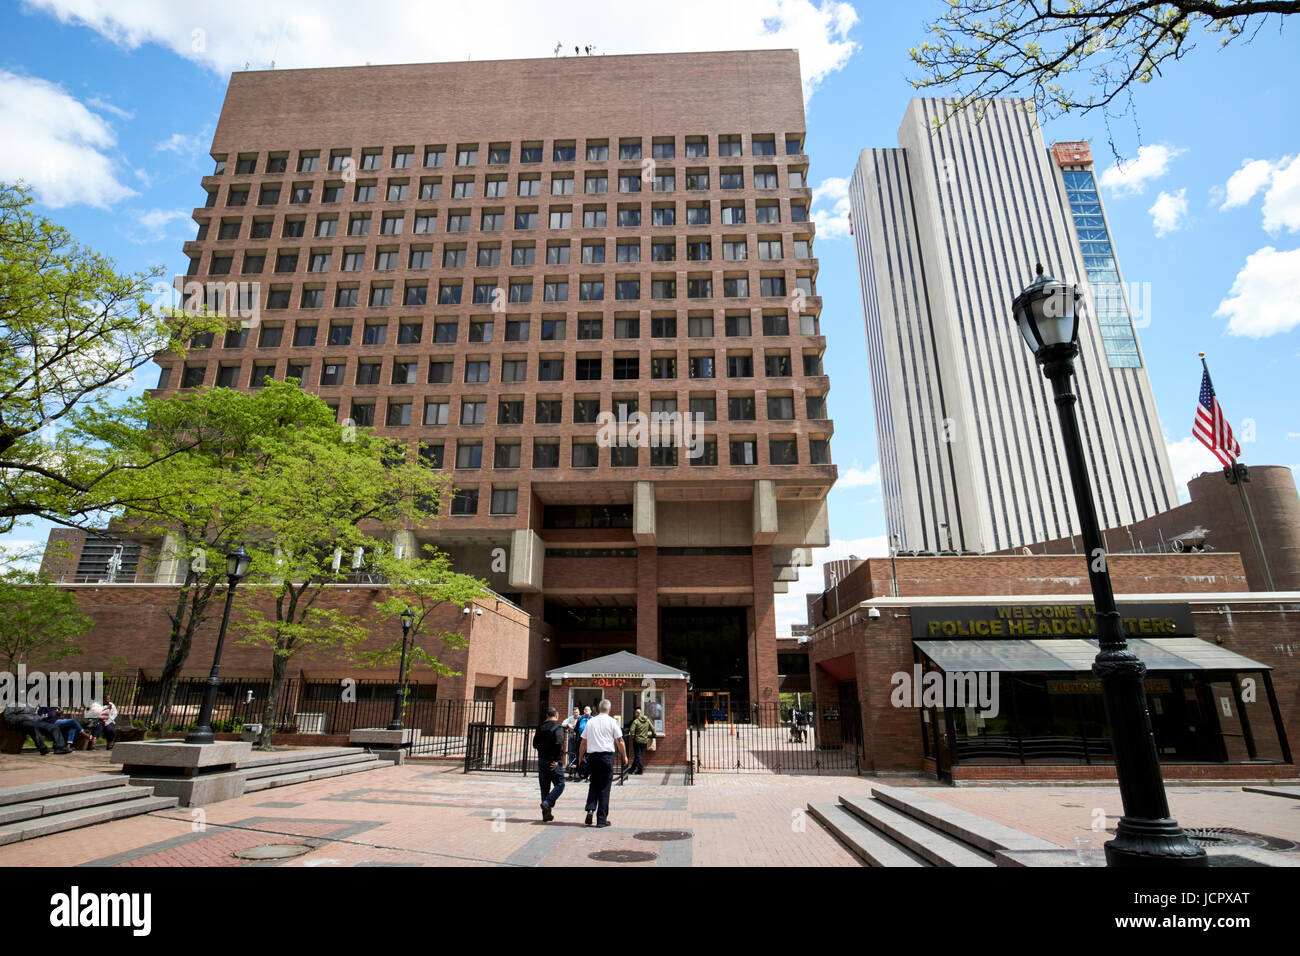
577,698,628,828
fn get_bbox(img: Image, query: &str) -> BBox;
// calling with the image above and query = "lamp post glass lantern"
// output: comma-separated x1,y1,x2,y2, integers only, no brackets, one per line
1013,265,1205,867
388,608,416,730
186,545,251,745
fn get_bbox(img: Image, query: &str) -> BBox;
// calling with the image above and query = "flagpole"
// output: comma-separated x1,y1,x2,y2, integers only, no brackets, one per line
1201,353,1276,591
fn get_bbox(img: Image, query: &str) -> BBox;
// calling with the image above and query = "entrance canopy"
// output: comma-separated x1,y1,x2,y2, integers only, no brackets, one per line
913,638,1270,673
546,651,689,681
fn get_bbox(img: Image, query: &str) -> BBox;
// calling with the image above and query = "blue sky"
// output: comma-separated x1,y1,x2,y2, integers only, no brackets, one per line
1,1,1297,632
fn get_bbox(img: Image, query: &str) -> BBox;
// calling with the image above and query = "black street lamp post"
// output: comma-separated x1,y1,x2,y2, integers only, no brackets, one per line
186,545,252,745
1013,265,1206,867
388,608,416,731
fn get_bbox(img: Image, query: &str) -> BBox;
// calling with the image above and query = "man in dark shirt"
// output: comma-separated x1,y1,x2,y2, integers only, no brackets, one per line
3,705,66,755
532,707,566,822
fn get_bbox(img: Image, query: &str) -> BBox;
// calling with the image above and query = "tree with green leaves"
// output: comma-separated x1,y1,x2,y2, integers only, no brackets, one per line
0,181,220,532
232,419,453,749
356,545,490,723
0,568,92,671
911,1,1298,148
85,380,343,727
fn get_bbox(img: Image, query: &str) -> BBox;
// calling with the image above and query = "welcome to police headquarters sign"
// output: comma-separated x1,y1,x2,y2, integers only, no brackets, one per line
911,603,1195,639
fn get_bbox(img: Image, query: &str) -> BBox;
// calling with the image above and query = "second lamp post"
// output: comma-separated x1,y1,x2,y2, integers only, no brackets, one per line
1013,265,1205,867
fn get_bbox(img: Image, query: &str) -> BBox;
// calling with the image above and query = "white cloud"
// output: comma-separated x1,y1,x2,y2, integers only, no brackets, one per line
774,535,890,636
1262,155,1300,235
836,461,880,488
0,70,136,208
154,132,203,155
1165,436,1221,503
1215,246,1300,338
0,539,45,571
86,96,134,120
1287,432,1300,439
26,0,859,103
1215,154,1300,235
811,175,851,239
1098,144,1184,196
1149,188,1188,237
1219,158,1275,209
127,207,190,242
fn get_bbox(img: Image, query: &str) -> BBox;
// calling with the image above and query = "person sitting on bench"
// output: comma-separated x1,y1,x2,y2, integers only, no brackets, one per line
3,704,68,755
84,698,118,748
37,705,86,750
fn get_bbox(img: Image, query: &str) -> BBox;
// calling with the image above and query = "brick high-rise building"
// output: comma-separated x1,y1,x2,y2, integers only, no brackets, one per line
149,50,835,711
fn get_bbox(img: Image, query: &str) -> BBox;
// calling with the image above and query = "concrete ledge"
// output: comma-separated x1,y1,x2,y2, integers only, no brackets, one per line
349,728,420,747
125,772,249,807
112,740,253,772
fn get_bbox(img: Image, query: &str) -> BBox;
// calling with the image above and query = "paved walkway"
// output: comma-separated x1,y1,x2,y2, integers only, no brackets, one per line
0,760,886,867
3,751,1297,866
928,785,1300,853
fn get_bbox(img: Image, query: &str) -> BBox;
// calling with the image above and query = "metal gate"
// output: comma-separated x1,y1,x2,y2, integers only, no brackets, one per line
408,699,496,758
463,722,535,774
688,699,862,774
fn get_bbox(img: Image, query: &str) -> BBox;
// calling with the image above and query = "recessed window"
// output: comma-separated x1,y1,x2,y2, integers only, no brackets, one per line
455,445,482,471
424,401,449,426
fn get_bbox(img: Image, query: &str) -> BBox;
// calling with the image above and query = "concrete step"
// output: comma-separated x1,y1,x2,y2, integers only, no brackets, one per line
243,756,381,792
1242,785,1300,801
0,775,126,808
241,751,377,780
238,747,370,770
0,782,155,826
870,786,1059,854
0,792,178,846
808,802,928,867
838,795,996,867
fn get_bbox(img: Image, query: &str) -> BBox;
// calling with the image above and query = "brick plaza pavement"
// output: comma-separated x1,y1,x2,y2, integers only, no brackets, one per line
2,753,1297,866
0,760,882,867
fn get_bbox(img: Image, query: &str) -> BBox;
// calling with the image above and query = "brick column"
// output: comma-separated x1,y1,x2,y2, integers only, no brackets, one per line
636,546,658,660
750,545,779,709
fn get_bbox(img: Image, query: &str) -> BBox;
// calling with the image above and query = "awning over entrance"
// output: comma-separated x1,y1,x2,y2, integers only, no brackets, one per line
913,638,1270,673
545,650,690,681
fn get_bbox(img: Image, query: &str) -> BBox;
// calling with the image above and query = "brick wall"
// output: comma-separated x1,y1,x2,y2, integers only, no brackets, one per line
808,552,1251,624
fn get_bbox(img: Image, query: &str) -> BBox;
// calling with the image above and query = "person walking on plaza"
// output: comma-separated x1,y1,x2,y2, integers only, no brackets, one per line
627,707,656,775
575,706,593,780
578,698,627,828
532,707,566,822
563,707,582,779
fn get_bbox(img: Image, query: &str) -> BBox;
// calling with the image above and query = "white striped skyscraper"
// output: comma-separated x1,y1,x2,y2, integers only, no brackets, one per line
849,98,1177,554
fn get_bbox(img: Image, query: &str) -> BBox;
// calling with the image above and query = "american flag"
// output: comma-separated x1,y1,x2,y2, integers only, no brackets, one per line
1193,365,1240,466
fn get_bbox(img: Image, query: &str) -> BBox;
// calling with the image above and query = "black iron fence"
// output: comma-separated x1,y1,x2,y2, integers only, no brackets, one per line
84,676,487,739
688,700,862,775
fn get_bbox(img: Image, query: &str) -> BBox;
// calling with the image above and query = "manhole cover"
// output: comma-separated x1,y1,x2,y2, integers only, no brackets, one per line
588,850,658,863
634,830,692,842
1183,827,1298,851
231,843,313,861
